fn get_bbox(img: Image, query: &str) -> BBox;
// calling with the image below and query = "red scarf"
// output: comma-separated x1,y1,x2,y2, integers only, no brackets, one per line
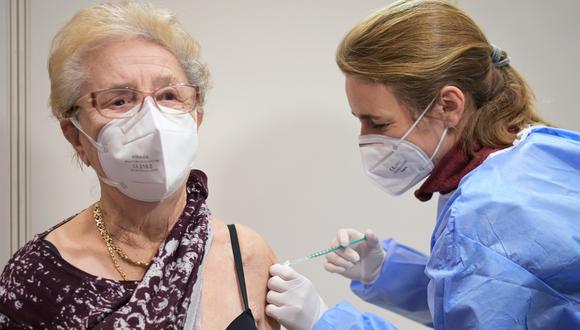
414,141,501,201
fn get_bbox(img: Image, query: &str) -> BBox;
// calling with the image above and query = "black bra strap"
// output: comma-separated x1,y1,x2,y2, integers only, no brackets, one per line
227,224,250,311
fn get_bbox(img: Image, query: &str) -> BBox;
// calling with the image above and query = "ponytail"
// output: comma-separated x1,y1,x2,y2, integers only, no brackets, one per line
336,0,549,155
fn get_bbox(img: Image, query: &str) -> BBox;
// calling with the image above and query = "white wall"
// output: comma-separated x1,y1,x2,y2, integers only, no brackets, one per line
461,0,580,129
3,1,580,329
29,2,99,236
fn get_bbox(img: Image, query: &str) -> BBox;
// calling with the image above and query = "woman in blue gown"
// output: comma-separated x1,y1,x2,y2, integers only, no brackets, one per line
265,0,580,329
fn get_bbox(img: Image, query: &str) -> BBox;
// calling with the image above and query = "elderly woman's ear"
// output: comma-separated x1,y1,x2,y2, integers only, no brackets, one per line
59,118,90,166
197,108,204,128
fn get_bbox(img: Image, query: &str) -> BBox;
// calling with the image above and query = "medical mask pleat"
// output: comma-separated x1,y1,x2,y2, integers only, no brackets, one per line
118,102,148,134
359,96,447,195
71,97,198,202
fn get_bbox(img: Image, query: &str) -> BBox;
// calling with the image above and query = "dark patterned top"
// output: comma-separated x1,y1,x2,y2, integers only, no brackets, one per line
0,170,211,329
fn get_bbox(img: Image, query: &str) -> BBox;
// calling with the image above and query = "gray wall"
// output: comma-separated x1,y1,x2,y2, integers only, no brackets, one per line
1,1,11,266
2,1,580,329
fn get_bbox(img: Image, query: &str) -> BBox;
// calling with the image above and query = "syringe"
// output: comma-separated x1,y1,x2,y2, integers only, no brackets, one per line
282,236,367,266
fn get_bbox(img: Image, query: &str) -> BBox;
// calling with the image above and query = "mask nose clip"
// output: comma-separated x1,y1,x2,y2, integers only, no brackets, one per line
141,96,159,112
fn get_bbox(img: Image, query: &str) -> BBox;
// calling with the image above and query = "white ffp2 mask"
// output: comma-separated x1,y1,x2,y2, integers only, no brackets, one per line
71,97,198,202
359,97,448,196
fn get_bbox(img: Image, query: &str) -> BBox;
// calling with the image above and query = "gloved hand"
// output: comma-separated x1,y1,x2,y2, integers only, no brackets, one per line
324,228,385,284
266,264,328,330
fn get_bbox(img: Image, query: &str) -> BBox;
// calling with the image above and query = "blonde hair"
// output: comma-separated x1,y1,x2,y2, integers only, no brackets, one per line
336,0,548,154
48,1,209,119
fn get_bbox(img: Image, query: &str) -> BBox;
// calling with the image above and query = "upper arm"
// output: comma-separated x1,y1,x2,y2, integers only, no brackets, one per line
427,148,580,329
234,224,280,330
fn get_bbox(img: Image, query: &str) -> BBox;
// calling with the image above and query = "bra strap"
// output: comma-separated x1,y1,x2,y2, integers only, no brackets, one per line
227,224,250,310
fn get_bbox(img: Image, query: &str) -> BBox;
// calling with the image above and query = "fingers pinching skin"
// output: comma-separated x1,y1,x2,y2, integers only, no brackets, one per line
269,264,297,280
266,290,285,306
268,275,288,292
265,304,284,319
265,266,328,330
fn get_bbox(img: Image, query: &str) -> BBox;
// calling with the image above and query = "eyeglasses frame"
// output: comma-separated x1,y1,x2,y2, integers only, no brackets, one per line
68,83,201,119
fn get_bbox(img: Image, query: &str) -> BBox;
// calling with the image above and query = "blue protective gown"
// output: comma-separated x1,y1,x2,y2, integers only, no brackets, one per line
314,126,580,329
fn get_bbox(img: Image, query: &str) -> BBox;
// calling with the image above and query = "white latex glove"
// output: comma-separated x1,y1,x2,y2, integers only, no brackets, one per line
266,264,328,330
324,228,386,284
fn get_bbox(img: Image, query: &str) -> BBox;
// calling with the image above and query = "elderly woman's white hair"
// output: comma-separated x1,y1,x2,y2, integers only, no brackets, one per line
48,0,210,119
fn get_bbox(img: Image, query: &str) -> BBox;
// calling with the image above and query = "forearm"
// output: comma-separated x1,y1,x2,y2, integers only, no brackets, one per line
314,301,398,330
351,239,432,326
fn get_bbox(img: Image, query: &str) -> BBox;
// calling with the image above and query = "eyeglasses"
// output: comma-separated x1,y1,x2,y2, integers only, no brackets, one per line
71,83,200,119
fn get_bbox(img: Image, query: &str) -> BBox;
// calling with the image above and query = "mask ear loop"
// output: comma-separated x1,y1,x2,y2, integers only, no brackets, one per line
417,126,447,172
69,113,128,189
428,126,448,162
69,114,106,153
397,95,439,148
397,95,448,170
366,95,441,172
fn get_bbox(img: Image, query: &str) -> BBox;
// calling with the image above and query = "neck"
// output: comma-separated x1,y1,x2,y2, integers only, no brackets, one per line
97,181,187,248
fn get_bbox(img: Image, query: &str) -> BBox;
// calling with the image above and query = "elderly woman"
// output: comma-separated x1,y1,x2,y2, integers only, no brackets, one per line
0,2,278,329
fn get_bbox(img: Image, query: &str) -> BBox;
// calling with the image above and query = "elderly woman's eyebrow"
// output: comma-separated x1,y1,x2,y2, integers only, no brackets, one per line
153,74,183,85
101,74,183,90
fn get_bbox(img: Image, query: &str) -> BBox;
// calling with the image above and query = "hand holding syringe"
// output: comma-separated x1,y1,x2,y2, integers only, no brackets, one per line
283,236,367,266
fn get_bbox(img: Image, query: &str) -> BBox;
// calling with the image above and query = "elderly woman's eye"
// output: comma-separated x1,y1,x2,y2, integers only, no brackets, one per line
105,96,133,110
112,98,127,106
97,90,136,111
159,91,178,101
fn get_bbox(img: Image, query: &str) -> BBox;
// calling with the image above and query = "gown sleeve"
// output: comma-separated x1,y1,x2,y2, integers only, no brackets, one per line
351,239,433,326
314,239,433,330
314,301,398,330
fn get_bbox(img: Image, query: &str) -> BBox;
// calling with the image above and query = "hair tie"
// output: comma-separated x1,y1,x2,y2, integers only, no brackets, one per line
491,44,511,67
491,44,512,68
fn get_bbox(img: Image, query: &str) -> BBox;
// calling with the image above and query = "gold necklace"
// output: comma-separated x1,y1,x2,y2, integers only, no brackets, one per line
93,202,150,281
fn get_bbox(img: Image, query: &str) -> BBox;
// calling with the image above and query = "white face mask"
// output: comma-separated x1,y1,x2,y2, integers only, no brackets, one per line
71,97,198,202
359,97,448,196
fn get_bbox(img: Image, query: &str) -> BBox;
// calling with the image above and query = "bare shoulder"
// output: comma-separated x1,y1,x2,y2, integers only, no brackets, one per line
201,218,279,329
207,217,229,246
220,220,279,329
233,223,277,266
232,222,279,329
209,220,277,267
